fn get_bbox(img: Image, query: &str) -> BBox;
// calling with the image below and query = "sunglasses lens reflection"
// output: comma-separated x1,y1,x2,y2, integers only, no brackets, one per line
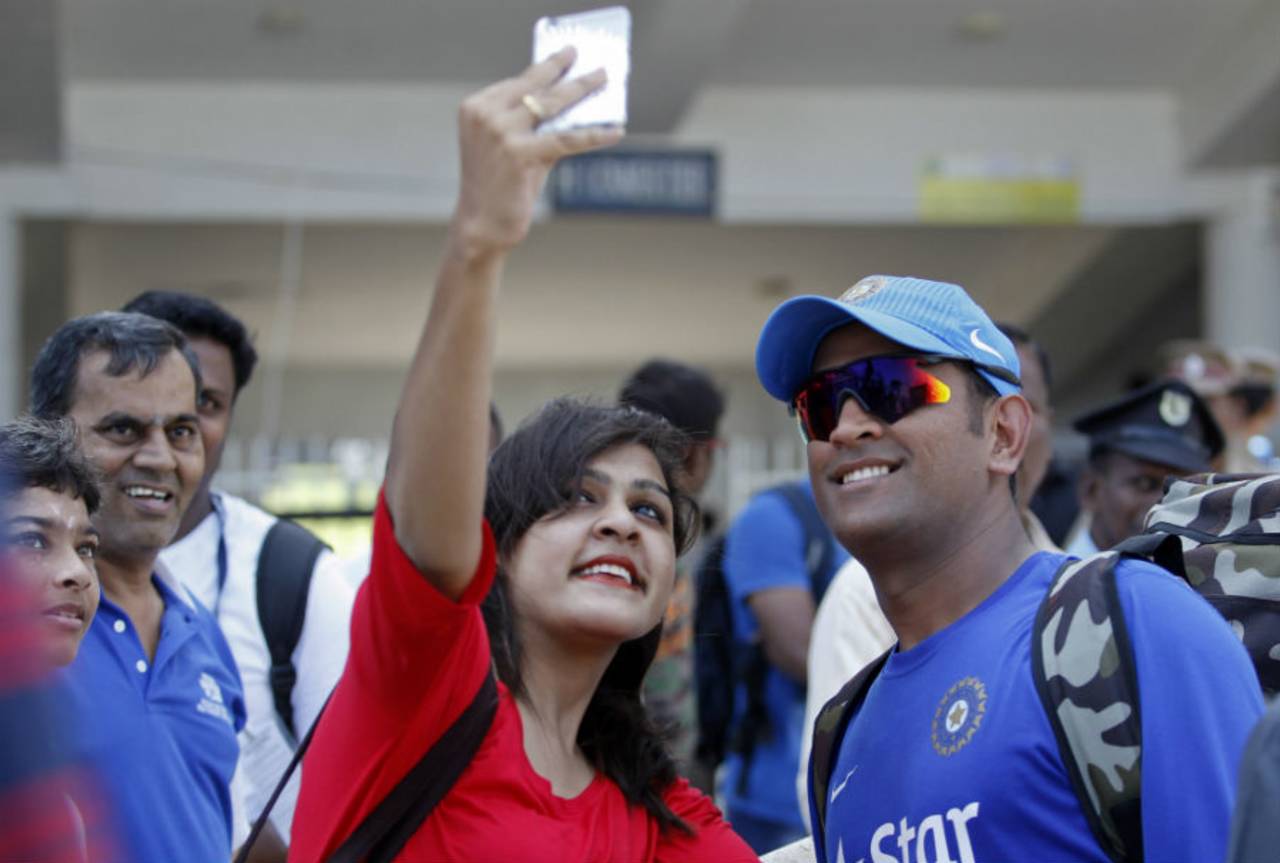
794,356,951,441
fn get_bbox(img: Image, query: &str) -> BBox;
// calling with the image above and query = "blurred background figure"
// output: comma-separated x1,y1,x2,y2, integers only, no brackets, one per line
0,416,120,862
618,358,726,783
1162,340,1280,473
718,479,845,854
1066,380,1224,555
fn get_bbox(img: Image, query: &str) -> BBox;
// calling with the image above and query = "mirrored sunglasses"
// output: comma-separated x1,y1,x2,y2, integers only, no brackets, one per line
790,353,957,442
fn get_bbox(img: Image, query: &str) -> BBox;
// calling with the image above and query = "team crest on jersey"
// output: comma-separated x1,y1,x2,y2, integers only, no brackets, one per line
931,677,987,756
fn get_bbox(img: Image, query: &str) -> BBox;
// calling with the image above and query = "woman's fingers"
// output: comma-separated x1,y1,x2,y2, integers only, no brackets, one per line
485,46,577,107
524,124,624,162
524,67,609,126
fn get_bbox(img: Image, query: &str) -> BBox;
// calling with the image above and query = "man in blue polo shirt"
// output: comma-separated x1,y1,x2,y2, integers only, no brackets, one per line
32,312,246,862
754,275,1262,863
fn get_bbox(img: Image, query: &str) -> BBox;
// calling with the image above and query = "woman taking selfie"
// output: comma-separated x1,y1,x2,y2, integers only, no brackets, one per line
289,49,754,862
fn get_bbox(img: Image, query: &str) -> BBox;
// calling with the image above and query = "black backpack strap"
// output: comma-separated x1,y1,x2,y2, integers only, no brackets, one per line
329,673,498,862
233,673,499,863
256,518,329,743
809,648,891,843
233,689,333,863
1033,553,1143,863
772,482,837,600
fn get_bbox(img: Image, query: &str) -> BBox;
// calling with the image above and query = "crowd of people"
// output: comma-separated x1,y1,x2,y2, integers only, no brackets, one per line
2,48,1279,863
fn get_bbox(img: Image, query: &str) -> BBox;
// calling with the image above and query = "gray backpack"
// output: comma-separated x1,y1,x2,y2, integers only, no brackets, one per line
812,472,1280,863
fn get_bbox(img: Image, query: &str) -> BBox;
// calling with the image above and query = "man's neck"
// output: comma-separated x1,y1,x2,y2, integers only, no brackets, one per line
862,502,1038,651
96,551,161,607
175,487,214,543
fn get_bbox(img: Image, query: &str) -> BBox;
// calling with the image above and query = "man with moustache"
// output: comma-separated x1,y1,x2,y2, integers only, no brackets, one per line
754,275,1261,863
124,290,356,858
31,312,246,863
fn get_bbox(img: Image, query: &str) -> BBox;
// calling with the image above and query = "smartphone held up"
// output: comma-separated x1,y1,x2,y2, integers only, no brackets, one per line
532,6,631,133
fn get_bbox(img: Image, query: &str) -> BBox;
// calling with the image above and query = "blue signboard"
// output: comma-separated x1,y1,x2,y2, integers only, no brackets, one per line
551,149,717,216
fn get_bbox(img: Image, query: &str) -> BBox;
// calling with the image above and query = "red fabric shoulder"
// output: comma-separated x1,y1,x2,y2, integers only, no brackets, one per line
655,778,757,862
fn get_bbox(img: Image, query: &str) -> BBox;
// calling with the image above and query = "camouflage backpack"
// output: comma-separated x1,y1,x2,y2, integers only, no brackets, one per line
810,472,1280,863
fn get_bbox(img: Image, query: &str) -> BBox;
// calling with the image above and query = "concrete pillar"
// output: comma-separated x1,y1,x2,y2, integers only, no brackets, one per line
1203,170,1280,354
0,210,17,420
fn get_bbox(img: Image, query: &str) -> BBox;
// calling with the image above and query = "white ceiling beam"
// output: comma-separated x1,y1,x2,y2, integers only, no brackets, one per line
1179,0,1280,169
627,0,750,134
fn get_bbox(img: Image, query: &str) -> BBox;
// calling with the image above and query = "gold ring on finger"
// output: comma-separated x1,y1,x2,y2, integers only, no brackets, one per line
521,93,549,123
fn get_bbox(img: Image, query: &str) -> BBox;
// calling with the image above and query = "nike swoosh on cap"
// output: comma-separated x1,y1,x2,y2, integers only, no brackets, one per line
969,328,1005,361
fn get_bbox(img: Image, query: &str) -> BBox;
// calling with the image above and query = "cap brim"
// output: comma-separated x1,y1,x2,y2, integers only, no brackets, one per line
756,296,957,401
1105,439,1212,474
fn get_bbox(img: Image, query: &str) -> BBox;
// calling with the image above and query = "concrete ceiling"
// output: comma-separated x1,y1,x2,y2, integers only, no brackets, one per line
62,0,1256,89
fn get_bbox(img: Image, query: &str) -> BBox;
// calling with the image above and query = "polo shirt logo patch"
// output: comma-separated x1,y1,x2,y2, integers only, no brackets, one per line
931,677,987,756
197,672,233,725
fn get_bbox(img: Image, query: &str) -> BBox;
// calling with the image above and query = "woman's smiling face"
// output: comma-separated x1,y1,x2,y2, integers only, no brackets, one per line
503,442,678,649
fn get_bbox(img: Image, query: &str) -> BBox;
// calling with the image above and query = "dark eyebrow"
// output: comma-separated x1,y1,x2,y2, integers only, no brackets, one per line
5,515,52,530
581,468,672,500
94,412,143,430
94,411,198,428
5,515,99,537
634,479,672,499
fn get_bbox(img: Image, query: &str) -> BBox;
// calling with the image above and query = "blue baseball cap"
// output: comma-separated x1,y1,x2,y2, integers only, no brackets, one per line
755,274,1022,403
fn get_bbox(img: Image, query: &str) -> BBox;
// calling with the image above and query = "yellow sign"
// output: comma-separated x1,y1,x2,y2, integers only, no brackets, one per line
919,155,1079,224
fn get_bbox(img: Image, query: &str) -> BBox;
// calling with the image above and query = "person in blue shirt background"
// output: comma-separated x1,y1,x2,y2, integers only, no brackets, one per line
754,274,1263,863
720,480,845,854
31,311,246,863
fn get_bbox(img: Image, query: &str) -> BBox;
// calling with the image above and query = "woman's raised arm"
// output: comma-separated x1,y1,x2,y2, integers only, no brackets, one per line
385,49,623,599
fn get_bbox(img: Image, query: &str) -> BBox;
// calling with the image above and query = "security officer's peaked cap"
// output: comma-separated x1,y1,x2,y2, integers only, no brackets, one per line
1072,379,1225,473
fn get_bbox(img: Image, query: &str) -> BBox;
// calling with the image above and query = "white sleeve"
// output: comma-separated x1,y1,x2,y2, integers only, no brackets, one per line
796,558,895,830
292,548,357,737
230,753,252,852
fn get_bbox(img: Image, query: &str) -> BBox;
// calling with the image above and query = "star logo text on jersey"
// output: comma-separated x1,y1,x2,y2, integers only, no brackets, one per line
858,802,981,863
931,677,987,756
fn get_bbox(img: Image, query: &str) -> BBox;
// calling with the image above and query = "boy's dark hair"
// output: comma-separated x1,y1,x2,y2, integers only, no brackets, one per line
482,397,699,835
0,416,101,514
30,311,202,420
122,290,259,396
996,322,1053,393
619,359,725,441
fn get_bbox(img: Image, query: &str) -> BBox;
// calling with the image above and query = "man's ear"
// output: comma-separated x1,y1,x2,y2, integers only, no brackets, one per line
988,394,1032,479
1078,465,1102,513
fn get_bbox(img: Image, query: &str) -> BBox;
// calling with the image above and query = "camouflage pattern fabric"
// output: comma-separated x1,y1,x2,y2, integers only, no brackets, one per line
1139,472,1280,694
1034,554,1143,863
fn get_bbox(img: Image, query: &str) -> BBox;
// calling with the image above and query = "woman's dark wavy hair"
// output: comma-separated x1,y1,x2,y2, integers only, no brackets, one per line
482,398,700,834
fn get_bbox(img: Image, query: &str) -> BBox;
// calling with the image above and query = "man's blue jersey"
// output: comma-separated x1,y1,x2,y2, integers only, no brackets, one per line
811,552,1262,863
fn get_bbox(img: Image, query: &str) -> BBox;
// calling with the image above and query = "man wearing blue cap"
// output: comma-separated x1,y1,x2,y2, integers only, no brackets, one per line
755,275,1262,863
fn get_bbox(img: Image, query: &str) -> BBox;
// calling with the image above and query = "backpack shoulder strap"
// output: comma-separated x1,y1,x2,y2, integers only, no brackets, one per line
809,648,891,843
232,673,499,863
1032,553,1143,863
256,518,329,743
771,482,837,599
330,673,499,863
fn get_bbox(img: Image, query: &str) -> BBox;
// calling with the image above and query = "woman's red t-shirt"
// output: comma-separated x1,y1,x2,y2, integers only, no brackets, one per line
289,495,756,862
